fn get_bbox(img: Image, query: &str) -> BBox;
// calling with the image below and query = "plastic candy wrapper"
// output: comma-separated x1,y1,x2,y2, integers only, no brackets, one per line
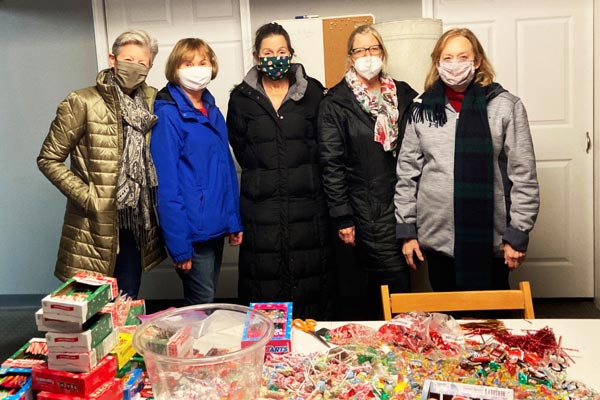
328,323,378,347
377,311,465,358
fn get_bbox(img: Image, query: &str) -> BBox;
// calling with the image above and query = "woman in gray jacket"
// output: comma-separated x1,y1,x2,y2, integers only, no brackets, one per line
394,28,539,291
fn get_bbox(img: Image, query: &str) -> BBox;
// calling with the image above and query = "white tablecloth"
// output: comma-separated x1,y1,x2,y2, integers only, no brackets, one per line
291,319,600,390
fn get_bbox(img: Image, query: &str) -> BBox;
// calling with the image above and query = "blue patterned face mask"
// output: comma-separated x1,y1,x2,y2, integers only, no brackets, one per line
258,56,291,80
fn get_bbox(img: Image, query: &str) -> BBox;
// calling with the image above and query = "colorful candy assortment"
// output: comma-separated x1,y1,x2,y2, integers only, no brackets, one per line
260,313,600,400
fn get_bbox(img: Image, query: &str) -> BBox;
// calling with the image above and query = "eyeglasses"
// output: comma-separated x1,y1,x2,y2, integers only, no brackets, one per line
350,45,383,57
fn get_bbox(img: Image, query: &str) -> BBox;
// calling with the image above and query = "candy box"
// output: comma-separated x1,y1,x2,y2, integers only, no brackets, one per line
109,331,135,370
46,313,113,353
243,302,293,354
420,379,514,400
36,309,83,333
121,368,144,400
31,355,117,396
0,367,33,400
124,299,146,326
72,272,118,299
36,378,122,400
47,328,118,373
1,338,47,370
41,274,114,324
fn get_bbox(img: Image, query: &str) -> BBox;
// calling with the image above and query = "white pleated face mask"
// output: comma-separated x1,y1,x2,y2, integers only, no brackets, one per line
353,56,383,80
178,66,212,92
437,60,476,91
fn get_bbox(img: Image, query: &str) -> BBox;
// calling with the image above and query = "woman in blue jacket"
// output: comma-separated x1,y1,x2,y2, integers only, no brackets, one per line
151,38,243,305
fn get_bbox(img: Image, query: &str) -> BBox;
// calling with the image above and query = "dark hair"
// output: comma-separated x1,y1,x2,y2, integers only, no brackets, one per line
253,22,295,57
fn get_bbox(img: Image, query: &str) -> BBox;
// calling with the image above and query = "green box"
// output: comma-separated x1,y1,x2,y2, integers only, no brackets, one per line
42,277,112,324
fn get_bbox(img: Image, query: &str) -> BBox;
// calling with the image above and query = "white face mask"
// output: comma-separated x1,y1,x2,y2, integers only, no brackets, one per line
437,60,476,92
178,66,212,92
353,56,383,80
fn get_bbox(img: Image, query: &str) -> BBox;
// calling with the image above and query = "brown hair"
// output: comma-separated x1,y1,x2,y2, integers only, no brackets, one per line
165,38,218,84
253,23,295,59
346,24,388,70
424,28,495,90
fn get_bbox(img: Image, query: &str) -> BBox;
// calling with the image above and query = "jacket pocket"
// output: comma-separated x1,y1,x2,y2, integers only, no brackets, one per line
186,188,205,233
85,182,98,215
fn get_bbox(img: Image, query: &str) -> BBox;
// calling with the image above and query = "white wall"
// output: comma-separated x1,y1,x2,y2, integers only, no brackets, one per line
0,0,97,299
248,0,421,32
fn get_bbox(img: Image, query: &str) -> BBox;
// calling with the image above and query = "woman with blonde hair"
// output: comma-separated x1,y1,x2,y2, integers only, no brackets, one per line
151,38,243,305
318,24,417,316
395,28,540,291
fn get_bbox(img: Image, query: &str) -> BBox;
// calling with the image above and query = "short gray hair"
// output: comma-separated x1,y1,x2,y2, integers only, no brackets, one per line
111,29,158,64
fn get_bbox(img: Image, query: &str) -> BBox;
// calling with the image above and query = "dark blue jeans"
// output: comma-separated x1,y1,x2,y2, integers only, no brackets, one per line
113,229,142,299
177,236,224,306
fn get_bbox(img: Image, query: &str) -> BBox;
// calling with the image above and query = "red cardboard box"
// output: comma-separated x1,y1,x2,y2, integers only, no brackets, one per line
242,302,293,354
36,378,122,400
31,355,117,396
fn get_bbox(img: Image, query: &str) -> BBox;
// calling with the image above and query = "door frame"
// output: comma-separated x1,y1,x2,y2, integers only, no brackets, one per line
422,0,598,304
91,0,255,72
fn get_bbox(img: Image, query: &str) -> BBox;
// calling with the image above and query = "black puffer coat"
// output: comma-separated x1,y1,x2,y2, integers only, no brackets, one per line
227,65,335,319
318,79,417,273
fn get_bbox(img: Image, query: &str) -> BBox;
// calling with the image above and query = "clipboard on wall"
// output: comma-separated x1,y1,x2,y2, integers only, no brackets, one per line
275,14,374,87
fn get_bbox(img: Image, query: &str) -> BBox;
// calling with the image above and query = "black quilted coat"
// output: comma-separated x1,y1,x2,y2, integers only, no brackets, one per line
227,65,335,319
317,79,417,273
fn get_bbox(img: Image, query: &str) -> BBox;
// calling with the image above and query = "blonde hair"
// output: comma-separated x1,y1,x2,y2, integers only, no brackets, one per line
424,28,495,90
346,24,388,70
165,38,219,84
112,29,158,65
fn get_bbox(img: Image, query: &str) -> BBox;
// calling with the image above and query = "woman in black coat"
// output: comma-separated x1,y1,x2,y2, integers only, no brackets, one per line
227,23,335,319
318,24,417,316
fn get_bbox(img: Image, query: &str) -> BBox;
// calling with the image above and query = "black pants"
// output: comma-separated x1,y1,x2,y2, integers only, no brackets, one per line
424,250,509,292
424,250,512,318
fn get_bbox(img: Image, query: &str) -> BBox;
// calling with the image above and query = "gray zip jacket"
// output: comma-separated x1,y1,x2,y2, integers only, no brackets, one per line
394,90,540,257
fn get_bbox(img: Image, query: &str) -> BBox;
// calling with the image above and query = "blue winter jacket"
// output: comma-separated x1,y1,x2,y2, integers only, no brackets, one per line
151,83,243,263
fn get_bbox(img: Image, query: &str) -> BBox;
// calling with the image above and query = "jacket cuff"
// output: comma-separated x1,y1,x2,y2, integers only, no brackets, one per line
396,224,417,240
171,248,194,263
502,225,530,252
335,216,354,230
329,204,354,219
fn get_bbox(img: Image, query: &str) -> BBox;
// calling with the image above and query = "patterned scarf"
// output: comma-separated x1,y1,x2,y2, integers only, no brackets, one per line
345,69,399,151
112,76,158,249
410,79,504,290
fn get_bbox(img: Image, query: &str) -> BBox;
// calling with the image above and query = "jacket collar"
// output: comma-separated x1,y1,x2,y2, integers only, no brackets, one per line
164,82,216,115
95,68,157,113
241,63,308,102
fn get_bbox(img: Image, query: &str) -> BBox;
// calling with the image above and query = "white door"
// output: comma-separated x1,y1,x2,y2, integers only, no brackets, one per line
425,0,594,297
93,0,244,299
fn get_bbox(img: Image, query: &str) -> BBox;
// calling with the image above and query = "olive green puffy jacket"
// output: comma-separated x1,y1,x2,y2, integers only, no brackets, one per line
37,69,166,282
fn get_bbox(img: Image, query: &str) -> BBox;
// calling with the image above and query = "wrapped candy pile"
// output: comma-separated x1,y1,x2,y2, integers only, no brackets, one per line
260,312,600,400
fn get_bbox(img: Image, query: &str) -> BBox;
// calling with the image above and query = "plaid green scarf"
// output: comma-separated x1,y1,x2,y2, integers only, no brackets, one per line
410,79,505,290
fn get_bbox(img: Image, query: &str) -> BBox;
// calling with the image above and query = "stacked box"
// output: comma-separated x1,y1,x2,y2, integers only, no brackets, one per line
47,329,118,373
36,378,122,400
242,302,293,354
31,355,117,396
0,367,33,400
109,331,135,371
41,276,114,324
46,313,113,353
32,273,120,395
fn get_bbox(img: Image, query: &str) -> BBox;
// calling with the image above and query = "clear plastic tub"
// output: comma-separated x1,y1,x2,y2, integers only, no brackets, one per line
132,303,274,400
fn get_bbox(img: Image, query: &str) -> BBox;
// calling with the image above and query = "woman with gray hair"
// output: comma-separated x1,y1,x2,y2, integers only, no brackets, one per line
37,29,166,298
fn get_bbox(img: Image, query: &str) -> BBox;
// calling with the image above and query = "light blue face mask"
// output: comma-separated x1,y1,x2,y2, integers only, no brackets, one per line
258,56,291,80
